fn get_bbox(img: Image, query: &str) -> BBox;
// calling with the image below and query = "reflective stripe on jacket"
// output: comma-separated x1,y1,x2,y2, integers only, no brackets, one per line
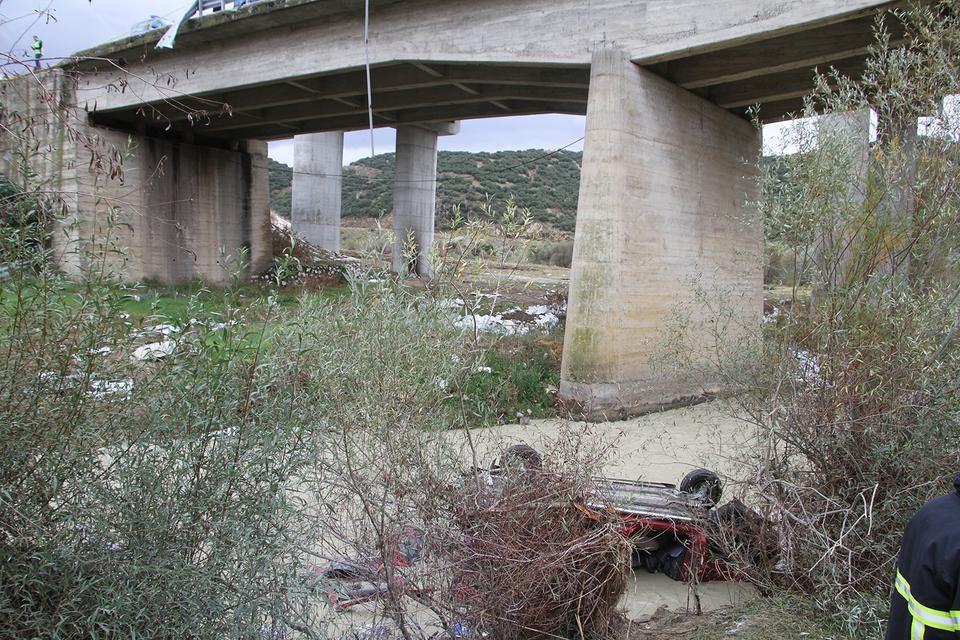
885,475,960,640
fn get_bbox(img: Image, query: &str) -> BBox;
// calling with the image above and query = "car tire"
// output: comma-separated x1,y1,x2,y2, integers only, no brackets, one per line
679,468,722,504
494,444,542,471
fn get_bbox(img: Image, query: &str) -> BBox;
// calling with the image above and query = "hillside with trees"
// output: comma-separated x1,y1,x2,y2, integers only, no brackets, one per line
269,149,582,231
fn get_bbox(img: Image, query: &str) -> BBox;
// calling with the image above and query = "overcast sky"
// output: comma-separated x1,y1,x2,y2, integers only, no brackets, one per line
1,0,798,165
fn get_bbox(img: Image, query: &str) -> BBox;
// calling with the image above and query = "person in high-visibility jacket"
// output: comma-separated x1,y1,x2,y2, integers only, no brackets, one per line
32,35,43,70
885,475,960,639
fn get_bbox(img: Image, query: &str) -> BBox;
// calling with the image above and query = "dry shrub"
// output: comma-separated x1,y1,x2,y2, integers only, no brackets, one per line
431,439,630,640
259,216,350,287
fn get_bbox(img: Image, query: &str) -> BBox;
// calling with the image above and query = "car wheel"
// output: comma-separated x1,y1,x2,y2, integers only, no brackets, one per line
679,468,722,504
494,444,542,471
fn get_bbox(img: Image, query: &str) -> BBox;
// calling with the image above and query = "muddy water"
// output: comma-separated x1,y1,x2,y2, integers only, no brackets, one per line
461,400,760,619
324,401,759,635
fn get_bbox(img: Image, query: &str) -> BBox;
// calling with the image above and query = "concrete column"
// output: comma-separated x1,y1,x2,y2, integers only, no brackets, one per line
291,131,343,252
876,114,918,281
559,46,762,416
392,125,438,277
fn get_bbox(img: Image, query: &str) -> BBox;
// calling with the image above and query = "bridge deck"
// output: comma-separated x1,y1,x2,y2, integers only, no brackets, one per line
68,0,906,141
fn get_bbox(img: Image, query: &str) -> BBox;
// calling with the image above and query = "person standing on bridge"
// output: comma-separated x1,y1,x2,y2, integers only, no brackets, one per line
885,474,960,639
32,35,43,70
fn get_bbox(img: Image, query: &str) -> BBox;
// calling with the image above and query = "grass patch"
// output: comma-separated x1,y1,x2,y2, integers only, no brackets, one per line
685,596,877,640
460,329,562,425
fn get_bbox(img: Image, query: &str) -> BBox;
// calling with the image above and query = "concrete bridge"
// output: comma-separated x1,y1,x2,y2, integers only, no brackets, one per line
2,0,902,413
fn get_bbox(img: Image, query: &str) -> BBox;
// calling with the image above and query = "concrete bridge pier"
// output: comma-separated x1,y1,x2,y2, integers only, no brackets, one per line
812,108,870,299
392,125,439,277
560,46,762,415
292,131,344,252
391,121,459,278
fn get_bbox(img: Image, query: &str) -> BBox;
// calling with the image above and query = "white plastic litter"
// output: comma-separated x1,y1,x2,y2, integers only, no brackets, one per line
133,340,176,361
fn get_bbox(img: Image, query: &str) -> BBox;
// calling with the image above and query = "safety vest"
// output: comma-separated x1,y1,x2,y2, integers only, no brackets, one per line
885,479,960,640
32,40,42,55
894,570,960,638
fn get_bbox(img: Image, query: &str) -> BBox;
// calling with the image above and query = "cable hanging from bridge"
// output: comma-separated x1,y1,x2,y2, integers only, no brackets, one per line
363,0,376,160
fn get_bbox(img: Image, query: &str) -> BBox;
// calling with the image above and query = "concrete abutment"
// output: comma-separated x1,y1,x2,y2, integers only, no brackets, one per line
559,46,763,415
0,70,270,286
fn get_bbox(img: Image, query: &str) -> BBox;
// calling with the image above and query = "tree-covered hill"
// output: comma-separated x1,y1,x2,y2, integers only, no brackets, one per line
269,149,582,232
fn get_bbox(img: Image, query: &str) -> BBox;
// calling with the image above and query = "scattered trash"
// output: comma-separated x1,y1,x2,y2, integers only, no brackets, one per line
89,379,134,399
725,618,747,635
793,349,823,384
130,15,171,36
454,313,528,335
38,372,134,400
453,303,564,336
37,371,82,391
133,323,181,338
132,340,176,361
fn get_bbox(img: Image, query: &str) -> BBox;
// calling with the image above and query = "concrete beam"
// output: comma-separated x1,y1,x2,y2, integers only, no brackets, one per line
811,108,871,301
218,99,587,140
75,0,896,113
653,12,903,89
97,64,592,130
705,55,868,109
414,120,461,136
560,47,762,415
196,84,588,133
392,125,439,278
292,131,343,252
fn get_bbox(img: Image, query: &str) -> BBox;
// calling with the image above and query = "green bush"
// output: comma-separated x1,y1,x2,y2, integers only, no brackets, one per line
460,333,561,425
527,240,574,268
0,270,476,637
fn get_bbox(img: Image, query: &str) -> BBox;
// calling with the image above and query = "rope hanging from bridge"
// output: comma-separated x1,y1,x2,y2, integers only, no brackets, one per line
364,0,376,160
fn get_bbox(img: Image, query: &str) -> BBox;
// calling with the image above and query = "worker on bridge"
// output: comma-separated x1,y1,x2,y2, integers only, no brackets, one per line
32,35,43,70
885,474,960,639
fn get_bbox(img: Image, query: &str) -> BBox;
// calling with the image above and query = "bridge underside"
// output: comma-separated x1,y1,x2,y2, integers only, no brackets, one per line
83,3,903,143
91,62,590,141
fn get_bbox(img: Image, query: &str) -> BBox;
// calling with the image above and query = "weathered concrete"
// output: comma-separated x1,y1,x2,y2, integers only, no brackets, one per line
0,70,270,285
392,125,439,277
292,131,343,251
73,0,898,122
560,47,762,414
